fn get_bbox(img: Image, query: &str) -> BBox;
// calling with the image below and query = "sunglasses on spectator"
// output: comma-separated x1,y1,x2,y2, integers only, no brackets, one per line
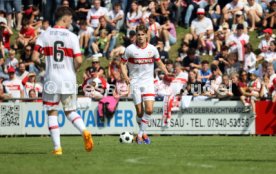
242,74,247,76
92,62,99,64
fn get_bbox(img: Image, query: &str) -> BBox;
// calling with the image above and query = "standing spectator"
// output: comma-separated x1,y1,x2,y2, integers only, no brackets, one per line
15,62,29,80
4,0,23,30
244,0,263,31
2,67,24,101
42,0,62,25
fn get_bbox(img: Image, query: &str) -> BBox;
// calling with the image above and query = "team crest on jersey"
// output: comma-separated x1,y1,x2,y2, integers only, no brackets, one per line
148,51,153,57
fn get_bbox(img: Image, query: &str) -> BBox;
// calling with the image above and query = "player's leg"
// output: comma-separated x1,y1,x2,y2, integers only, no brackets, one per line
141,100,154,144
62,94,94,152
43,93,62,155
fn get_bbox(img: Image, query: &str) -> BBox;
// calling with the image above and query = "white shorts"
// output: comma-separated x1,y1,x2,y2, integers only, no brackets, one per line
131,80,155,105
43,92,77,111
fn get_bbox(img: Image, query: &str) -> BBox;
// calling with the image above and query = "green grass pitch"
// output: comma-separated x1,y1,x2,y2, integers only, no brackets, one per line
0,136,276,174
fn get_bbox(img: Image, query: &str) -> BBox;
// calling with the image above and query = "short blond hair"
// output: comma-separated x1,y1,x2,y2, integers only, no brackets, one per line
9,49,15,55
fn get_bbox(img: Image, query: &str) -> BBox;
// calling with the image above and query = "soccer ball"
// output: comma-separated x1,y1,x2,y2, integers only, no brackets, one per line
119,131,134,144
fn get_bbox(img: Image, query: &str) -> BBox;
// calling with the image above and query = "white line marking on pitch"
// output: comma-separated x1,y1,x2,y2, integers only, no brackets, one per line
187,162,215,168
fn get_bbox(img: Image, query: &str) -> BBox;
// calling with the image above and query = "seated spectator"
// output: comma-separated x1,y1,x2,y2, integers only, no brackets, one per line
258,28,274,54
22,72,43,98
28,6,43,30
243,43,256,73
2,67,24,101
91,29,109,58
212,45,230,74
16,62,29,80
202,29,215,56
184,8,213,54
75,0,91,22
0,82,11,102
225,53,241,75
244,0,263,32
82,67,107,100
126,1,142,36
204,64,222,97
269,77,276,102
78,20,94,55
160,17,177,51
215,22,231,52
20,45,40,74
106,2,124,31
215,74,234,99
230,72,242,98
156,40,169,62
176,42,189,63
260,73,271,98
0,19,13,54
222,0,244,26
83,57,105,80
257,40,276,65
231,11,248,33
113,72,130,99
170,62,188,95
108,57,121,81
0,51,8,79
182,48,201,71
38,19,50,35
240,72,261,113
86,0,108,30
14,18,37,49
184,0,209,28
186,69,203,97
262,0,276,29
226,24,249,63
148,14,161,45
205,0,221,29
4,49,18,72
198,60,212,86
267,63,276,85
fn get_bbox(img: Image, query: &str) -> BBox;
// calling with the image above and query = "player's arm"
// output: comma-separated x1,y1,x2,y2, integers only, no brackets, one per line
74,55,82,71
120,60,130,84
155,59,169,75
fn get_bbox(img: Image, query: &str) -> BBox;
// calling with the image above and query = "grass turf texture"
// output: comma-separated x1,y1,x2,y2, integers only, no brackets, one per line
0,136,276,174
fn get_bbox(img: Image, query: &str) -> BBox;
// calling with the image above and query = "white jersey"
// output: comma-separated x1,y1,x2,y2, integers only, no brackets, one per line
127,11,142,28
226,33,249,47
191,17,213,35
87,7,108,28
107,10,124,20
225,2,244,18
244,52,256,73
258,38,275,52
24,82,43,97
34,26,81,94
122,43,160,82
170,71,188,95
3,79,24,98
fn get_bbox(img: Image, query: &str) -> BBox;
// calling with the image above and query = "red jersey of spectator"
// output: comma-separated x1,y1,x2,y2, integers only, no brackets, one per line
2,30,11,50
20,26,35,38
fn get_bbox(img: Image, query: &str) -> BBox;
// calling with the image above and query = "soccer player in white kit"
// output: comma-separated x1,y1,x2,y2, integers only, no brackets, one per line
32,7,93,155
120,25,169,144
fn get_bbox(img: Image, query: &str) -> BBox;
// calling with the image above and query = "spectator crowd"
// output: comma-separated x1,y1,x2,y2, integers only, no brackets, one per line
0,0,275,115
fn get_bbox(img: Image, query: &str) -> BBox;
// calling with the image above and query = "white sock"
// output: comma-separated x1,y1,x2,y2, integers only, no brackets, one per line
67,112,86,133
165,41,170,47
48,116,61,150
138,114,150,137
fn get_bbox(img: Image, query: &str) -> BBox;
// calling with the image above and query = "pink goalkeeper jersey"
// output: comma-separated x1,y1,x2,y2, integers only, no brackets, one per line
34,26,81,94
121,43,160,82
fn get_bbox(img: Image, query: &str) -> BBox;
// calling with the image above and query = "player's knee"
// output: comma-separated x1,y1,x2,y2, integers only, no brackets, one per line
137,111,144,118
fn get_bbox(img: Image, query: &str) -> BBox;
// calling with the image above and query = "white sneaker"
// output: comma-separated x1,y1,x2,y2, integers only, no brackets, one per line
208,50,213,56
164,45,171,52
93,53,103,58
202,50,206,56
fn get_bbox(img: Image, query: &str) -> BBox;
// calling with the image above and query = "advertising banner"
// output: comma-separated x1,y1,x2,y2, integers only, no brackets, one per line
0,101,255,135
